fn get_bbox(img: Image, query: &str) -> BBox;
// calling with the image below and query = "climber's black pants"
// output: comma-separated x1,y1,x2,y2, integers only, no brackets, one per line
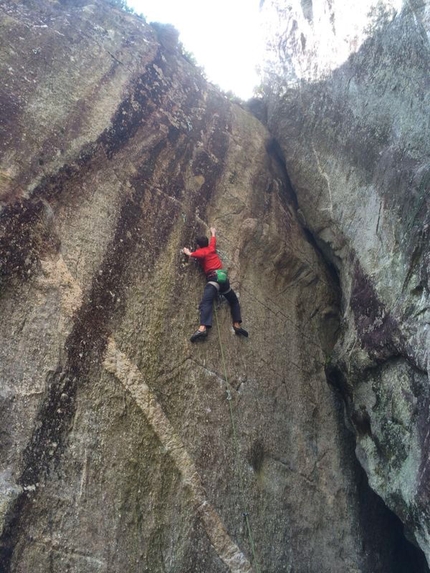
199,280,242,328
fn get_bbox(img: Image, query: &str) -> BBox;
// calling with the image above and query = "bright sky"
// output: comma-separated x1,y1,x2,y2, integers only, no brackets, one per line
125,0,263,99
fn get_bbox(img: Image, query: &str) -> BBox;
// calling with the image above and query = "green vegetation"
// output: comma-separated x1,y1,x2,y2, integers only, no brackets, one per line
105,0,135,14
178,43,207,79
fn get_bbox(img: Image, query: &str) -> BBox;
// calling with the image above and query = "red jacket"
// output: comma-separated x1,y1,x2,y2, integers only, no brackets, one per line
190,236,223,275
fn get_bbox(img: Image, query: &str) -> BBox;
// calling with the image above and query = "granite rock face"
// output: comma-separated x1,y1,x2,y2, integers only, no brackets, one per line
260,0,430,562
0,1,426,572
1,0,429,571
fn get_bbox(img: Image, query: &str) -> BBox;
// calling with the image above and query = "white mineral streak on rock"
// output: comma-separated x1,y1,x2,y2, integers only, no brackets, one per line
38,255,83,318
103,337,254,573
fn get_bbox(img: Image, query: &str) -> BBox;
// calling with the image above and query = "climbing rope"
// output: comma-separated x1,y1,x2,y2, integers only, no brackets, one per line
214,304,261,573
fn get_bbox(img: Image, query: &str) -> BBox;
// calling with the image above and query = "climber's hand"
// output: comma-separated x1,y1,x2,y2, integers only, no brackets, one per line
183,247,192,256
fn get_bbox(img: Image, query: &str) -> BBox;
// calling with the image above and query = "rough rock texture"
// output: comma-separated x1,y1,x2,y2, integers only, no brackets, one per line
1,1,428,572
259,0,430,563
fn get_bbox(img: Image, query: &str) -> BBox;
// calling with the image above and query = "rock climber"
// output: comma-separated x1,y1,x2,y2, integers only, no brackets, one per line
183,227,248,342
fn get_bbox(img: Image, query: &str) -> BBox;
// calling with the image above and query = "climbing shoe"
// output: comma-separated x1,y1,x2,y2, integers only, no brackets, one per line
190,329,208,342
233,326,248,337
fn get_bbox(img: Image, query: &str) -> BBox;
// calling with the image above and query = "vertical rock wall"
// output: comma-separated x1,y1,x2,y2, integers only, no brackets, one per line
260,0,430,563
1,0,428,571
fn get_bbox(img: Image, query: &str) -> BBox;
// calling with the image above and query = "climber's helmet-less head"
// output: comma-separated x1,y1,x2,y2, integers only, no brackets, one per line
196,236,209,249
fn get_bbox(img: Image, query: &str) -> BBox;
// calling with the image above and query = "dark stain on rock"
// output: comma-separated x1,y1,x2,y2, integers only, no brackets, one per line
265,137,298,209
185,101,230,213
99,53,167,159
0,198,59,290
0,200,42,284
0,148,97,292
0,141,177,568
0,46,183,292
350,260,401,359
351,405,373,437
176,118,228,235
192,149,216,177
136,139,168,182
167,125,181,146
248,439,265,474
